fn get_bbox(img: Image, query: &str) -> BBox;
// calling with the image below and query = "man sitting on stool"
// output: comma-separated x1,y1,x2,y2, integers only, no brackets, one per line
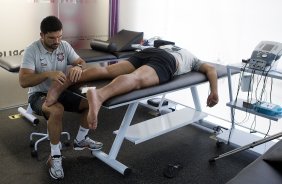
19,16,103,180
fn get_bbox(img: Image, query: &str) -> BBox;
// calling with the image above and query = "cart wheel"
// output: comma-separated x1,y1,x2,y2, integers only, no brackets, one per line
216,141,224,148
63,141,70,147
30,140,35,148
31,150,38,158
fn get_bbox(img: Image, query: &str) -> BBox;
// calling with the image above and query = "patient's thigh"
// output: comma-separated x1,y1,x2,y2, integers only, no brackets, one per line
131,65,159,87
82,61,135,81
106,61,136,77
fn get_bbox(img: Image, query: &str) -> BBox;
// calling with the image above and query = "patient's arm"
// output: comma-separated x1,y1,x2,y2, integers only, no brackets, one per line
198,63,219,107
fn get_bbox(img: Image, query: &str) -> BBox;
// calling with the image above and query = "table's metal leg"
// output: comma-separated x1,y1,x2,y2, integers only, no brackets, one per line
91,102,138,175
190,86,202,112
191,86,207,128
227,67,235,143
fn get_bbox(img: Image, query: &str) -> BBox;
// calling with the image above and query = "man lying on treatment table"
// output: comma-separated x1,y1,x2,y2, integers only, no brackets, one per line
45,44,219,131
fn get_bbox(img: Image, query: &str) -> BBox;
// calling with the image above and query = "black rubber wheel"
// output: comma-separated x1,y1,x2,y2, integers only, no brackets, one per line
31,150,38,158
63,141,70,147
216,141,224,148
208,158,216,163
30,141,35,148
124,168,132,176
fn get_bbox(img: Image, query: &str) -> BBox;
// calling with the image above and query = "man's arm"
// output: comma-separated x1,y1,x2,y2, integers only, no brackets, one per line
198,63,219,107
19,68,67,88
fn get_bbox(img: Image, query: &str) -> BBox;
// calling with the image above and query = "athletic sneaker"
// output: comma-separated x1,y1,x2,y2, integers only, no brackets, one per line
73,136,103,151
46,155,64,180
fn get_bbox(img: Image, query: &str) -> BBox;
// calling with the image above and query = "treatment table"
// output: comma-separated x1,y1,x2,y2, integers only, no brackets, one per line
0,53,234,175
69,62,232,175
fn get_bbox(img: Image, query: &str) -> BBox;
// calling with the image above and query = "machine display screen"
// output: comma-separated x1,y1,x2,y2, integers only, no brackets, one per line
262,44,275,51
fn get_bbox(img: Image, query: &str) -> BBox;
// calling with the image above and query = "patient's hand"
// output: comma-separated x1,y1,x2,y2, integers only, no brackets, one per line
68,66,83,83
207,92,219,107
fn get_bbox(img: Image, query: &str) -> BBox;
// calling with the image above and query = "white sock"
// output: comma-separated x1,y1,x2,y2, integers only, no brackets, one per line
76,126,89,142
50,142,61,156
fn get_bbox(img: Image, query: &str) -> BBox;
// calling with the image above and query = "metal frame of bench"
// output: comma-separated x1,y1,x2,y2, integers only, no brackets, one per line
0,55,232,175
69,63,231,175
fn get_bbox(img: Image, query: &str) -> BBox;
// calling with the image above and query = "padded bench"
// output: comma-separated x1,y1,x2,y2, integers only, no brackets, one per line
0,55,23,72
75,49,137,63
69,62,236,175
0,50,136,72
75,29,143,63
0,29,143,71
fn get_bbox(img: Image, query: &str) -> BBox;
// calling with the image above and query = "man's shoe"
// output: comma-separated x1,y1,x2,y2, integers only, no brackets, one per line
73,136,103,151
46,155,64,180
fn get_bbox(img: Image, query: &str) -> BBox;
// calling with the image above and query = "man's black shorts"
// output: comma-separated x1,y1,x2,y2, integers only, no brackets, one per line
28,90,82,117
128,48,177,84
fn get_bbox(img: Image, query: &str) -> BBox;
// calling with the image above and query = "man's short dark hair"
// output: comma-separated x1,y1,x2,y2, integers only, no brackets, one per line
40,16,63,34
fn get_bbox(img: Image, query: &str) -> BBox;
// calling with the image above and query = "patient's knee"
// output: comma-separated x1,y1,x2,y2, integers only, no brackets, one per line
130,74,153,89
120,74,143,89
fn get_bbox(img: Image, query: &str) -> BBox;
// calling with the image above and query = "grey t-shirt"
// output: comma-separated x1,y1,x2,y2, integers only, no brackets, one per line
21,40,79,97
159,45,203,75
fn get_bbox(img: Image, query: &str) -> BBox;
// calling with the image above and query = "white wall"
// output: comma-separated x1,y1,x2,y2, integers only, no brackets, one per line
58,0,109,48
0,0,109,58
0,0,52,57
119,0,282,136
0,0,109,109
119,0,282,64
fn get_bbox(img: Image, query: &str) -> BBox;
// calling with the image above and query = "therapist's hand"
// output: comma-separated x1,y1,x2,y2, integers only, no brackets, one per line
48,71,67,85
68,66,83,83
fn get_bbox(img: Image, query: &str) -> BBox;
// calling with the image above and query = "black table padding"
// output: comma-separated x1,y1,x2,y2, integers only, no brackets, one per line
75,49,117,63
108,29,143,52
0,49,136,72
75,49,137,63
70,63,233,108
112,51,137,59
0,55,23,72
90,39,117,52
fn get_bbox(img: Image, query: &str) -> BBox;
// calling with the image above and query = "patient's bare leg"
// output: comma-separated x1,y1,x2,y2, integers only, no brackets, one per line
45,79,73,106
86,87,103,130
45,66,77,107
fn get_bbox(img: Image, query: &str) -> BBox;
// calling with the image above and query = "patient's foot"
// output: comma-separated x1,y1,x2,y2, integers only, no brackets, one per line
86,87,103,130
45,79,72,107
